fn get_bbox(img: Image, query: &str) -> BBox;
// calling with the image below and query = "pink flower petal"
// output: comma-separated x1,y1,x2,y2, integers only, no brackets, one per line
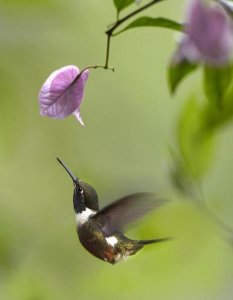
176,0,233,65
73,110,84,126
39,65,89,124
187,0,233,64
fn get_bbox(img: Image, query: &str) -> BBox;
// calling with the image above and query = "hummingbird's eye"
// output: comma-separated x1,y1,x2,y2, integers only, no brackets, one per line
78,187,84,194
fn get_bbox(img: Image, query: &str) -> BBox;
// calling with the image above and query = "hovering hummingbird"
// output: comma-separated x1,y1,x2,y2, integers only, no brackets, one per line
57,157,170,264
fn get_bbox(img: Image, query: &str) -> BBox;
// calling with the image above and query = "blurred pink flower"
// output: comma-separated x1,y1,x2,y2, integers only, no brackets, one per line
174,0,233,65
39,65,89,126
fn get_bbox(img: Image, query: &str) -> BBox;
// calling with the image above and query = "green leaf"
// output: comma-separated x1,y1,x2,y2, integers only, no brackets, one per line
202,84,233,131
113,0,135,13
203,64,232,108
115,16,183,35
177,98,214,179
168,59,198,94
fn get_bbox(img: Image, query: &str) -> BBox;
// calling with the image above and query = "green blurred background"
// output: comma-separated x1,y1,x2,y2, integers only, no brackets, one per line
0,1,233,299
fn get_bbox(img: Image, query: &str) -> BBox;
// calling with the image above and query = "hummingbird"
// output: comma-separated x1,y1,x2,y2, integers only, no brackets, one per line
57,157,170,265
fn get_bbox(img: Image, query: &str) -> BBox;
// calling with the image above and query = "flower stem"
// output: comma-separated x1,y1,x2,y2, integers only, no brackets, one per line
74,65,114,83
196,197,233,245
82,65,114,72
104,0,165,68
185,176,233,244
105,35,111,69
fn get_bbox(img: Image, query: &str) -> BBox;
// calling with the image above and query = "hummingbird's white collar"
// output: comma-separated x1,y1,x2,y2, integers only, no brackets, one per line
105,236,118,247
76,207,96,225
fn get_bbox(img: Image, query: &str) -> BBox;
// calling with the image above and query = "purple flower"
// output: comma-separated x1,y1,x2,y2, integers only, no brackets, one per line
174,0,233,65
39,65,89,126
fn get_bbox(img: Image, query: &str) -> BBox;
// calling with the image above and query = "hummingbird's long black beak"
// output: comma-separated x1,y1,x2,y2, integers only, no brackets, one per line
56,157,79,186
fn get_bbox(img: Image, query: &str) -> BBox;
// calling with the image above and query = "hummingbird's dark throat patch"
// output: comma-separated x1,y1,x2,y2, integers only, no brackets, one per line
73,187,86,213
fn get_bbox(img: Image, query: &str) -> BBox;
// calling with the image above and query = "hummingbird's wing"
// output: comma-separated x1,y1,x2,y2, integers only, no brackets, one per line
92,193,168,236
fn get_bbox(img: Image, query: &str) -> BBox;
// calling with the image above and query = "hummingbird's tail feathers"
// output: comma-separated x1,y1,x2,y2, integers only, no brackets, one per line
139,237,172,245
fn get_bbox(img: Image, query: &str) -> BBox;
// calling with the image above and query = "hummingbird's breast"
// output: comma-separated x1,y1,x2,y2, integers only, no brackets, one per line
77,219,120,264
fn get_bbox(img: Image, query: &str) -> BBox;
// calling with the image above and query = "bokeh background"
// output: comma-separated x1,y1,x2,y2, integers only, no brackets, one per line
0,0,233,299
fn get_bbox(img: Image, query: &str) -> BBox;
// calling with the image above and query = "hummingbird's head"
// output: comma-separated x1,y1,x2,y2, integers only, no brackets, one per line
73,180,99,213
57,158,99,214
